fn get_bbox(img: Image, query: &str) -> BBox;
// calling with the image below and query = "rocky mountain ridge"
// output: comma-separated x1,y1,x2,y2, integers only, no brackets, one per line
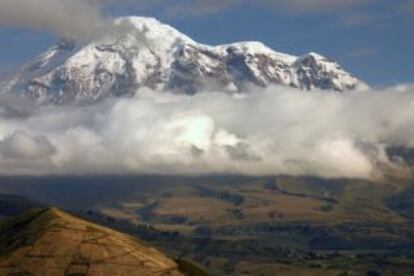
1,16,366,104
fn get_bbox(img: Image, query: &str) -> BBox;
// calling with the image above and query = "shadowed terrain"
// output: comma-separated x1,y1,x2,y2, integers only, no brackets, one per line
1,175,414,275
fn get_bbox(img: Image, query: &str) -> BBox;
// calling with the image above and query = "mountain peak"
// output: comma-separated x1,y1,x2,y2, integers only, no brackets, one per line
304,52,326,59
110,16,195,49
1,16,366,104
116,15,161,24
0,208,184,275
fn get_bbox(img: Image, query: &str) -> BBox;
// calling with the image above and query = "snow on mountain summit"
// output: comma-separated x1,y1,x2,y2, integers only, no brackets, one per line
2,16,366,104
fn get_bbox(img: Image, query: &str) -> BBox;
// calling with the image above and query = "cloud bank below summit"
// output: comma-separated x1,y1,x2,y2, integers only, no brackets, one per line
0,85,413,178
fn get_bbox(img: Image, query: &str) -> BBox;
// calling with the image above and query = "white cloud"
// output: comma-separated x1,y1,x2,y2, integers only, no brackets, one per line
0,131,55,159
0,0,106,38
271,0,374,13
0,0,393,36
347,48,379,58
0,85,413,178
121,0,376,16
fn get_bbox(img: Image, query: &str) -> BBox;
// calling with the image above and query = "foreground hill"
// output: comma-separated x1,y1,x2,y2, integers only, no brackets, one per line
1,16,366,104
0,208,184,276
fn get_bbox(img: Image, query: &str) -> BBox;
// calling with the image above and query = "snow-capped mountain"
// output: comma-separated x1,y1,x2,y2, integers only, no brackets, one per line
1,16,366,104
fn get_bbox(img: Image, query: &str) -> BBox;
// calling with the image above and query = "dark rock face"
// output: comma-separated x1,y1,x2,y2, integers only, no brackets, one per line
294,54,356,91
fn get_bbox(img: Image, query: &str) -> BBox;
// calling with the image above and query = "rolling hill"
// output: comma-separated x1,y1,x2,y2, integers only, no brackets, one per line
0,207,185,275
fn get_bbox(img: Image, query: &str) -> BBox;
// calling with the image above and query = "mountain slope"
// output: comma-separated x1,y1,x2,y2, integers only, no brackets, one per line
2,17,366,105
0,208,184,275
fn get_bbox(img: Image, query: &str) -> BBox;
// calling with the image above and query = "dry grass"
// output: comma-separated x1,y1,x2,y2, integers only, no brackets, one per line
0,208,184,276
234,261,339,276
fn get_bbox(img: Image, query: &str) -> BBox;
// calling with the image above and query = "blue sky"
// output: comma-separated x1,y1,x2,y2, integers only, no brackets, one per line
0,0,413,86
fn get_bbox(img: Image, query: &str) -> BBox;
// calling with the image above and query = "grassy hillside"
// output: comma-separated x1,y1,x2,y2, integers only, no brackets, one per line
1,175,414,275
0,208,185,276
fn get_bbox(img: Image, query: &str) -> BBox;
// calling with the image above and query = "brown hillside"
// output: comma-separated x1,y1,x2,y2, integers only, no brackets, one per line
0,208,184,276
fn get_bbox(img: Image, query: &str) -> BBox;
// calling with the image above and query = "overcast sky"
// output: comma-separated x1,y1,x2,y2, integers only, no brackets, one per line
0,0,413,85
